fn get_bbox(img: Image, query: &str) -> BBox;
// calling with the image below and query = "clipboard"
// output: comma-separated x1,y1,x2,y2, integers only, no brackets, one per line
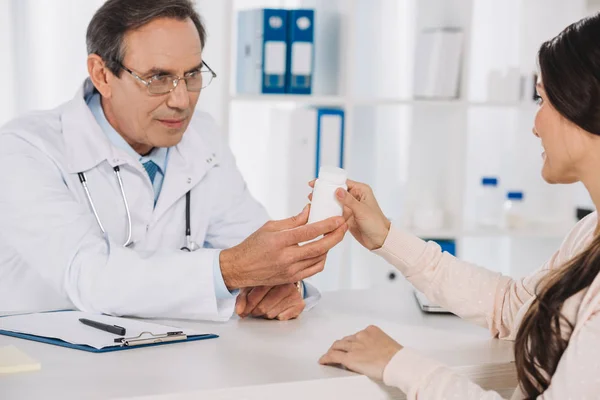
0,329,218,353
0,311,218,353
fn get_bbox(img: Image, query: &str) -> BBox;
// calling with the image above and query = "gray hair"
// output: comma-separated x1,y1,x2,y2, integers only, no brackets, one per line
86,0,207,76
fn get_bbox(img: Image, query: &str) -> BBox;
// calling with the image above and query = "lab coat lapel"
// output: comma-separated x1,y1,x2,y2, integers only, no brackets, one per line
62,79,219,220
153,122,219,221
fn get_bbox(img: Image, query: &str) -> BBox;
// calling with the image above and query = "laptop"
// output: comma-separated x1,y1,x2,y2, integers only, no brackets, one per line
414,289,450,313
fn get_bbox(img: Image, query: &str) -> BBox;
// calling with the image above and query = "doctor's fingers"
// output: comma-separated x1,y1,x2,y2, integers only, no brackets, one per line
250,290,286,318
288,258,328,283
276,301,306,321
235,288,251,316
280,253,327,279
263,205,310,232
255,287,302,319
282,232,343,281
238,286,271,317
282,216,346,247
288,224,347,262
243,286,278,317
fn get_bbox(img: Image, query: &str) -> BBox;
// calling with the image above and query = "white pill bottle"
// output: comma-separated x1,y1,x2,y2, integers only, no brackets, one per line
308,166,348,224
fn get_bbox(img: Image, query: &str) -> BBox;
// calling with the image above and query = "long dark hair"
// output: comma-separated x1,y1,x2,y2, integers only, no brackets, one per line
515,14,600,398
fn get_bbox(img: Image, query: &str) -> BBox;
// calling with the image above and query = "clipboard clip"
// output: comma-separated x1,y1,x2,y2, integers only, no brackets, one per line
114,331,187,347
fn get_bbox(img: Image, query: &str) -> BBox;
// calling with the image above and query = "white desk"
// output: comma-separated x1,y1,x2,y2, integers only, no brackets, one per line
0,283,515,399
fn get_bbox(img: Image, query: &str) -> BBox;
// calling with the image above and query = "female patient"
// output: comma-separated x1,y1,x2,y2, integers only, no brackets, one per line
320,14,600,399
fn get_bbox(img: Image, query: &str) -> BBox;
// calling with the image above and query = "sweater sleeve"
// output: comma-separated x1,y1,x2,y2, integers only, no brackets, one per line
372,223,582,339
382,311,600,399
375,214,598,399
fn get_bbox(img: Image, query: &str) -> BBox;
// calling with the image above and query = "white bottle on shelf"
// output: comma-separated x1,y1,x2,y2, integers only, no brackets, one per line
308,166,348,224
476,177,502,228
503,191,526,230
412,199,444,232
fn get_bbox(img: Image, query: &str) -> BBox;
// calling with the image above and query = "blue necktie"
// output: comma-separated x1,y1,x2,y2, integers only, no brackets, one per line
143,160,159,184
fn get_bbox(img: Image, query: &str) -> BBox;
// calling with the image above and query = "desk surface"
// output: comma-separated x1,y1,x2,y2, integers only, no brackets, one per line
0,283,514,399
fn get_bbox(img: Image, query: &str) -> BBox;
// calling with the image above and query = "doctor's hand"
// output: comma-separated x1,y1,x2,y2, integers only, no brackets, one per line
220,205,347,290
235,283,305,320
309,179,391,250
319,325,403,381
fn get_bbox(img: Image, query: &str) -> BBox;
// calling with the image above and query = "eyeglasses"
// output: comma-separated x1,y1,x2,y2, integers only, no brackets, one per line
118,61,217,95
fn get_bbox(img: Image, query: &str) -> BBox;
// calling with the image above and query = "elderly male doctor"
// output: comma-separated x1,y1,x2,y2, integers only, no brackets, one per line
0,0,347,321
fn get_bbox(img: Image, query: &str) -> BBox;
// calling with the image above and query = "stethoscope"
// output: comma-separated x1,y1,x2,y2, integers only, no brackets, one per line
78,166,199,251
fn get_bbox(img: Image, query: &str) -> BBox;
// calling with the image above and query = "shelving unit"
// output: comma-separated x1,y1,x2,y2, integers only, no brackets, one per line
231,95,541,109
1,1,598,293
412,226,571,240
201,0,595,291
229,94,347,106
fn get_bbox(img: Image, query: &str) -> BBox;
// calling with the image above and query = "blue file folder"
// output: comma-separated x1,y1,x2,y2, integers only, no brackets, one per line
236,9,289,94
286,9,315,94
315,108,345,175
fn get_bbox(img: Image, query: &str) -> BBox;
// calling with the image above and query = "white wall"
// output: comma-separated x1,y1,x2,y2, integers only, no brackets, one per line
0,0,228,127
10,0,105,115
195,0,230,125
0,0,16,126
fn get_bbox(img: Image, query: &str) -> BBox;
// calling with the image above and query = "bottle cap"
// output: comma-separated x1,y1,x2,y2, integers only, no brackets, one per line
481,177,498,186
318,166,347,185
506,191,524,200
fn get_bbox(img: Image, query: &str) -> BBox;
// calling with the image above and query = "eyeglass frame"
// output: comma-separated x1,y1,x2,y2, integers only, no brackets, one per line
116,60,217,94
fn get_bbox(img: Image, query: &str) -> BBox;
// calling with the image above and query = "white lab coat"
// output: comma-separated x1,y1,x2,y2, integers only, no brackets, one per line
0,79,320,320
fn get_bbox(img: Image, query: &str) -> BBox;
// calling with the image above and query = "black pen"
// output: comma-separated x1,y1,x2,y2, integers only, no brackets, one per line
79,318,127,336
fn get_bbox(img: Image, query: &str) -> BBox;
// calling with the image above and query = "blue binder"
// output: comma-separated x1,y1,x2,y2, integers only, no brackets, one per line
286,9,315,95
420,239,456,256
315,108,345,176
262,9,289,94
236,9,288,94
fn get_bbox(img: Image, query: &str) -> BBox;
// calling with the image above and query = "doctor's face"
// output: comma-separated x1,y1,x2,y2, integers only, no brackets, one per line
103,17,202,154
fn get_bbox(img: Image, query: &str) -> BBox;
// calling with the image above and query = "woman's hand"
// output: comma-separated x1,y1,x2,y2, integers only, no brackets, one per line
319,325,403,380
310,179,391,250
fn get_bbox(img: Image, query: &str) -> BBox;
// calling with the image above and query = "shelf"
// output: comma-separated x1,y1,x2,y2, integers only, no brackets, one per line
228,95,539,109
229,94,347,106
353,99,538,108
409,229,461,240
407,226,572,240
230,95,464,107
353,98,465,107
461,226,571,239
468,101,538,108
